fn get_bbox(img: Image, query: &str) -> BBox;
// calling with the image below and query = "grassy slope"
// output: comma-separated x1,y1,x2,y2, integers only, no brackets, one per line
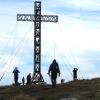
0,78,100,100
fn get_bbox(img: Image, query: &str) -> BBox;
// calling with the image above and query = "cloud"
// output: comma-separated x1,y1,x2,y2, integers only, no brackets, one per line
0,0,100,85
42,0,100,21
43,0,100,10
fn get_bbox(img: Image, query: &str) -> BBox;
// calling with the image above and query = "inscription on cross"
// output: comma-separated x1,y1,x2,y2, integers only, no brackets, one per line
17,1,58,83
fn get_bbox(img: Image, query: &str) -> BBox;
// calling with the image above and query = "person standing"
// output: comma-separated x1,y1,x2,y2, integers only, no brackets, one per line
26,73,31,85
73,68,78,80
48,59,60,88
22,77,25,85
12,67,20,85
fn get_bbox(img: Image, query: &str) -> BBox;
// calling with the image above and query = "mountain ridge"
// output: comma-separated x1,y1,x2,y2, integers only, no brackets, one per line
0,78,100,100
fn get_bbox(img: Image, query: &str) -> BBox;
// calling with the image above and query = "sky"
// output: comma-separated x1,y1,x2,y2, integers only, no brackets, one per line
0,0,100,85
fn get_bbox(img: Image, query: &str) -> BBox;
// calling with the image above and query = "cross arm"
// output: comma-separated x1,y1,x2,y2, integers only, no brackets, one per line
17,14,58,22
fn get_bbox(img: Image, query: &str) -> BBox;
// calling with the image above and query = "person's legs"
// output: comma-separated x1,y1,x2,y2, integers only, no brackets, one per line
51,76,57,88
51,76,54,88
53,77,57,87
15,76,18,85
74,73,77,80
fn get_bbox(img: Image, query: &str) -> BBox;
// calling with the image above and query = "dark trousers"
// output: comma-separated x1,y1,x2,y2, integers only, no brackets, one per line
51,75,57,88
14,76,18,85
73,73,77,80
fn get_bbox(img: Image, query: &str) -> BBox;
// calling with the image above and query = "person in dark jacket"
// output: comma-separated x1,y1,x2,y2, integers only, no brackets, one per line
26,73,31,85
13,67,20,85
73,68,78,80
48,59,60,88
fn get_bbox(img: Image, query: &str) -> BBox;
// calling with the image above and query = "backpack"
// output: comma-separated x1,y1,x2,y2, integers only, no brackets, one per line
51,63,59,74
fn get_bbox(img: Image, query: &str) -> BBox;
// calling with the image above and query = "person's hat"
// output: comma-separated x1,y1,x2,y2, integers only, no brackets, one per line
53,59,56,63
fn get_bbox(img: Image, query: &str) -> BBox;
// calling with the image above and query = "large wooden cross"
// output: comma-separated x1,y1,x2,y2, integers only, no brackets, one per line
17,1,58,83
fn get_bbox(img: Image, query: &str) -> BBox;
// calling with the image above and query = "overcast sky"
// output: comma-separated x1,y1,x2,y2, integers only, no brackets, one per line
0,0,100,85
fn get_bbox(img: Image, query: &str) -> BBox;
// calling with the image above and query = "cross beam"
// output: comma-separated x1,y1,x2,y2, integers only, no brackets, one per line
17,1,58,83
17,14,58,22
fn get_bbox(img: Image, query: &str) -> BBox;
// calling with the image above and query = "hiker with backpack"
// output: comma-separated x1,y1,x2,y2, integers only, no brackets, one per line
48,59,60,88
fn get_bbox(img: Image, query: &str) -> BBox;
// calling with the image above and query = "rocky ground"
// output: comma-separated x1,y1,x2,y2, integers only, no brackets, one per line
0,78,100,100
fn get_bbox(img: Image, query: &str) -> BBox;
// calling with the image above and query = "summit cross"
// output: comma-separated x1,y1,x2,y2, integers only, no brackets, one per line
17,1,58,83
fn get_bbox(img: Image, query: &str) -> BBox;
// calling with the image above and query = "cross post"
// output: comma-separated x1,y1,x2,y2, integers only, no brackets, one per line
17,1,58,83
